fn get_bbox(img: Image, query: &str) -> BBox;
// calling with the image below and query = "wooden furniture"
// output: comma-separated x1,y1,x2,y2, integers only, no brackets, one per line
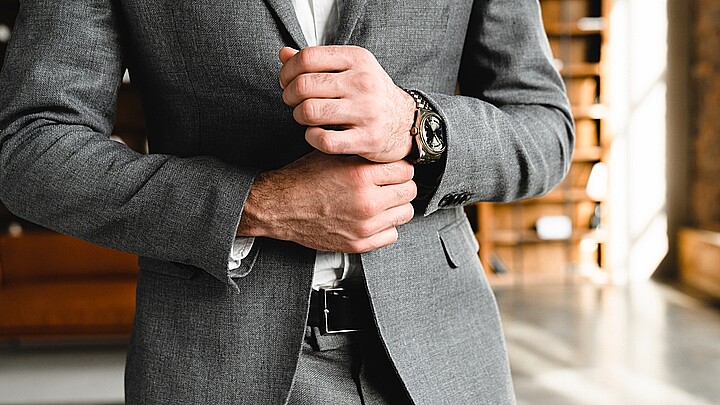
0,230,138,340
0,0,145,341
476,0,611,284
679,228,720,301
678,1,720,300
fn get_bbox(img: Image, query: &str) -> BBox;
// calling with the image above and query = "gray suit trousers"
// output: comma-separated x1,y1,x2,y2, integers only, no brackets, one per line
288,326,412,405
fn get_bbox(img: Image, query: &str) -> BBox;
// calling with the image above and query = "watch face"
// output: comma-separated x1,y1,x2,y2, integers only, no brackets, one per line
421,113,445,153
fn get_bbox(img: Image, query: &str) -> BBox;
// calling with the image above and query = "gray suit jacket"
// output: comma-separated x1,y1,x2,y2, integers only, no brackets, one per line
0,0,573,403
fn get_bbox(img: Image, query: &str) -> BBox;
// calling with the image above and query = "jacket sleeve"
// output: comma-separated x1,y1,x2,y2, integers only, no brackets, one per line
419,0,575,215
0,0,259,284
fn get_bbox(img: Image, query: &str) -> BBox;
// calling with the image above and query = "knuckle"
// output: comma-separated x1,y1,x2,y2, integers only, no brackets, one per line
352,165,373,186
382,162,399,179
353,46,373,61
354,71,375,93
316,131,336,153
281,89,292,105
279,69,291,89
395,186,412,202
296,75,310,96
357,198,378,218
364,129,381,147
380,161,398,176
359,46,372,58
300,101,318,123
355,222,374,239
318,73,333,87
297,47,316,67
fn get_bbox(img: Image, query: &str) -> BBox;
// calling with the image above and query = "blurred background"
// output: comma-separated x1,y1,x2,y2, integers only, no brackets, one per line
1,0,719,404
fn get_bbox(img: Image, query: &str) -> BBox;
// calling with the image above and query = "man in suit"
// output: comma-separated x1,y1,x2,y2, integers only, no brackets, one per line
0,0,573,403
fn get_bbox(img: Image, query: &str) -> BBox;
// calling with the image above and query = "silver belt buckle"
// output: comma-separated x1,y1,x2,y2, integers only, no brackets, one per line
319,287,362,335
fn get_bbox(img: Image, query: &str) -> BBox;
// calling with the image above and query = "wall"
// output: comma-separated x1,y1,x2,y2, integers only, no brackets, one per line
606,0,670,282
662,0,694,279
692,0,720,231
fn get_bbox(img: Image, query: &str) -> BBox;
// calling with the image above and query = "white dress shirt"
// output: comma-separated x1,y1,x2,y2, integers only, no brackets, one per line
230,0,360,289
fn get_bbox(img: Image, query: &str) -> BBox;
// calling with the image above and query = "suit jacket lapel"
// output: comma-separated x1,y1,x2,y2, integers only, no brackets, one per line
263,0,309,48
334,0,369,45
264,0,368,48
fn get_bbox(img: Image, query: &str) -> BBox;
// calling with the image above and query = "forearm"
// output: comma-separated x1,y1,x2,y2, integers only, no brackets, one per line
424,94,572,207
416,0,574,214
0,122,259,280
0,0,260,282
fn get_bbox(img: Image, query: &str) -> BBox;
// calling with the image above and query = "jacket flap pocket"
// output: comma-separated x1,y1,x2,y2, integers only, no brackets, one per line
438,218,479,269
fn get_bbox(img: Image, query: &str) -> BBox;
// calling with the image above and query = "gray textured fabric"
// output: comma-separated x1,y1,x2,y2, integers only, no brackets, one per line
0,0,573,404
288,326,412,405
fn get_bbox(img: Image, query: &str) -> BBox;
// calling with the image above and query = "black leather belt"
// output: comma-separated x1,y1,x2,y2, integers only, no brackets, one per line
307,287,374,335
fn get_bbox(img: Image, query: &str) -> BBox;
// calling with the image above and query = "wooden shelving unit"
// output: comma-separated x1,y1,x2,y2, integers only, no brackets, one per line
477,0,612,284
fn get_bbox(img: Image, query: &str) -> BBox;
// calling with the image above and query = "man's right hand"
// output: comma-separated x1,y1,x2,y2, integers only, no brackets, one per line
236,151,417,253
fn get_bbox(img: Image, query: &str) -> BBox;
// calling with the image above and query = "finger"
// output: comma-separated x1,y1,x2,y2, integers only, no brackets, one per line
372,181,418,211
306,125,413,163
279,47,299,89
279,46,366,89
282,72,348,107
353,182,416,224
367,161,416,187
304,126,358,156
347,203,414,251
366,227,400,250
294,99,360,127
345,227,399,254
381,202,416,227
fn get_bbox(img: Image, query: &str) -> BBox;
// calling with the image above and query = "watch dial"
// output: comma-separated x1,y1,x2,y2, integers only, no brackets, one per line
423,115,445,151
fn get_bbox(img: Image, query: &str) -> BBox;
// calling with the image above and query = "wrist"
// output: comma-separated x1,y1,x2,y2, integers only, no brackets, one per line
389,87,418,162
236,172,277,238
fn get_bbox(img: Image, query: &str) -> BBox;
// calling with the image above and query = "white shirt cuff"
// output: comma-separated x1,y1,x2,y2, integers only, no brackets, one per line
228,236,255,270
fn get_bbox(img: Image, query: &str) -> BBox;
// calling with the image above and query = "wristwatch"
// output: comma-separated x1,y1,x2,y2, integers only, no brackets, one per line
404,89,446,164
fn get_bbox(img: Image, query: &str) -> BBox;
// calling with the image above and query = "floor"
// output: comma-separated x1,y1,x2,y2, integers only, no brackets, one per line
0,342,126,405
496,281,720,405
1,281,720,404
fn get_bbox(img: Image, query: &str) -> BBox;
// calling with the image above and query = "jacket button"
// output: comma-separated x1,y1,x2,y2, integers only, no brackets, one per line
439,194,454,207
439,192,472,208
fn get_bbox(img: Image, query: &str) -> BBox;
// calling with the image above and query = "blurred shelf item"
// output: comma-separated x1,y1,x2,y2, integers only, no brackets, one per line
544,17,606,35
558,62,602,77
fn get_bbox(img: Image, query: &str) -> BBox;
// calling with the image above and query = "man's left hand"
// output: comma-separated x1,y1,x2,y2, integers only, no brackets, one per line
279,46,416,163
